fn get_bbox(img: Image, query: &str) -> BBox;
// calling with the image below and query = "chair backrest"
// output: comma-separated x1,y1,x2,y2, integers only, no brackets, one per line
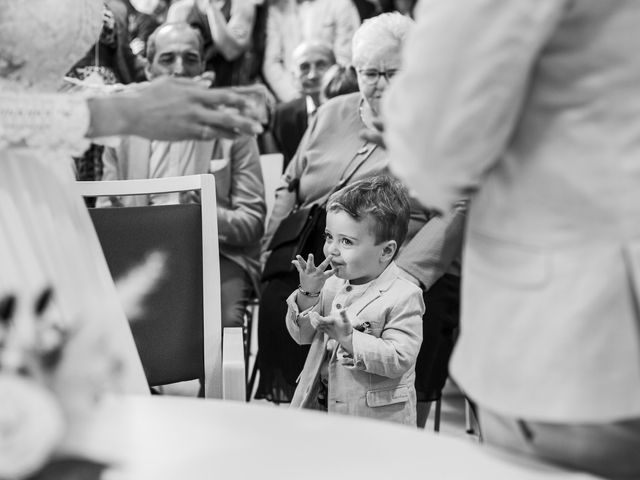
259,153,284,226
76,175,223,398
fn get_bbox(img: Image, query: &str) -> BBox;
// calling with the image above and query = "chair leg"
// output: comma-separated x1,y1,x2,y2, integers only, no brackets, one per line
244,299,260,401
244,305,253,366
464,396,483,441
246,350,259,402
467,398,482,441
465,397,474,434
433,397,442,432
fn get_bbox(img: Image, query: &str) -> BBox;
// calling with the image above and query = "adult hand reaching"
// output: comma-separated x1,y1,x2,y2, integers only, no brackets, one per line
86,77,264,141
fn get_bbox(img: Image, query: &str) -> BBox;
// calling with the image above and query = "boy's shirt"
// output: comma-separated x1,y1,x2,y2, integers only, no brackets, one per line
285,261,425,425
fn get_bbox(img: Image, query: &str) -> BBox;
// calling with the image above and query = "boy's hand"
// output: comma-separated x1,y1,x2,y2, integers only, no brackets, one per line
292,254,335,295
310,310,353,353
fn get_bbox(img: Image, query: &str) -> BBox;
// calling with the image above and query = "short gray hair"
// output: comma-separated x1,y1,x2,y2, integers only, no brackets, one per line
146,22,204,62
351,12,414,66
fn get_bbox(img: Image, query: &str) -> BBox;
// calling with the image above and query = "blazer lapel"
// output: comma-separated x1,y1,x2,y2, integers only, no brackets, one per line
347,262,399,316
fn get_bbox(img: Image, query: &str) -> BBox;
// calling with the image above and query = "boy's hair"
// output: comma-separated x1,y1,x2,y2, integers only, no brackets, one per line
327,175,411,248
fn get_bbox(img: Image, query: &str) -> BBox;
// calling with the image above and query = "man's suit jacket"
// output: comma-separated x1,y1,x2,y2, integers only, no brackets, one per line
271,96,308,171
100,135,266,288
286,262,424,425
384,0,640,422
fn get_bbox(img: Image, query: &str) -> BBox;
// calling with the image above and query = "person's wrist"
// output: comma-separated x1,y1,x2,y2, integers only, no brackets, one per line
86,95,131,138
298,285,321,297
118,89,143,136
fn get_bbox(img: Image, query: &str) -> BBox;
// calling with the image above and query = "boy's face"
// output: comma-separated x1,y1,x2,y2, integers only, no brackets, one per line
323,210,395,285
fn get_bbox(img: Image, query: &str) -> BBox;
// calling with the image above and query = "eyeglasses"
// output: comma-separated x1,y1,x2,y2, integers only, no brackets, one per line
357,69,399,85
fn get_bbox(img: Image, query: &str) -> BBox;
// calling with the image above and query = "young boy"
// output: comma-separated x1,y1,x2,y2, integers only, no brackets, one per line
286,175,424,426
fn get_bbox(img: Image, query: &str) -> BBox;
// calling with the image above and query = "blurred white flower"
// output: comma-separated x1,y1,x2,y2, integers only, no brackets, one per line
114,251,167,322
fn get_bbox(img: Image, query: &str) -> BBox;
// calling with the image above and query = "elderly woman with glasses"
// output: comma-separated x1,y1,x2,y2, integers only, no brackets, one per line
255,12,465,426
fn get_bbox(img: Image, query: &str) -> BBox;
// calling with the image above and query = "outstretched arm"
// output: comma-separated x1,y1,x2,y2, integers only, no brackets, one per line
86,77,263,140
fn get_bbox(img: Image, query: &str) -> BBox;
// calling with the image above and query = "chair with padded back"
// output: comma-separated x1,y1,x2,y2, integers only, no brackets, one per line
76,174,245,401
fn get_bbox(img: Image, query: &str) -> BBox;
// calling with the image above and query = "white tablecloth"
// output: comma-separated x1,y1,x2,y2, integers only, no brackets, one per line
59,395,603,480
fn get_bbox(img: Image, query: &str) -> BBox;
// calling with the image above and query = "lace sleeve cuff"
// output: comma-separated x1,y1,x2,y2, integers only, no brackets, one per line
0,92,90,154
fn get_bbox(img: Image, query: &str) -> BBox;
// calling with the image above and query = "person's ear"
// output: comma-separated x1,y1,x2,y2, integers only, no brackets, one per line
143,57,153,81
380,240,397,262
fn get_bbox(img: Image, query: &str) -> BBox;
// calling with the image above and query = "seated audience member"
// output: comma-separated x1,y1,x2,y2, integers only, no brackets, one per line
320,64,359,102
263,0,360,102
288,176,423,425
256,14,465,420
271,42,336,170
100,22,266,329
166,0,262,86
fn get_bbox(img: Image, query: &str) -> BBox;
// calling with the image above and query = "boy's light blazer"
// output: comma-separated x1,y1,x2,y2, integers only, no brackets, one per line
286,262,424,425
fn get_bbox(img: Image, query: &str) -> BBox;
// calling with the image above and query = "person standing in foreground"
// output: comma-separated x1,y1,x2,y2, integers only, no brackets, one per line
382,0,640,478
0,0,263,474
287,176,423,425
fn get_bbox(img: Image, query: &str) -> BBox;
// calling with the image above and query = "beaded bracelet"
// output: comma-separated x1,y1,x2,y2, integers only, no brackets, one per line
298,285,321,297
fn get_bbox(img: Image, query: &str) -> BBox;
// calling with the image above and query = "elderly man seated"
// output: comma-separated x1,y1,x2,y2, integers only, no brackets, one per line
262,0,360,103
271,41,335,171
99,22,266,329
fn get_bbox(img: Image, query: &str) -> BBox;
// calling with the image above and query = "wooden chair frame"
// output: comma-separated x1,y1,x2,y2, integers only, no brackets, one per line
76,174,245,400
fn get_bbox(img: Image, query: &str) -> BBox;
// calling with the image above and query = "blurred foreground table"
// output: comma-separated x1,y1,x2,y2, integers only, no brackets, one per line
61,395,602,480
